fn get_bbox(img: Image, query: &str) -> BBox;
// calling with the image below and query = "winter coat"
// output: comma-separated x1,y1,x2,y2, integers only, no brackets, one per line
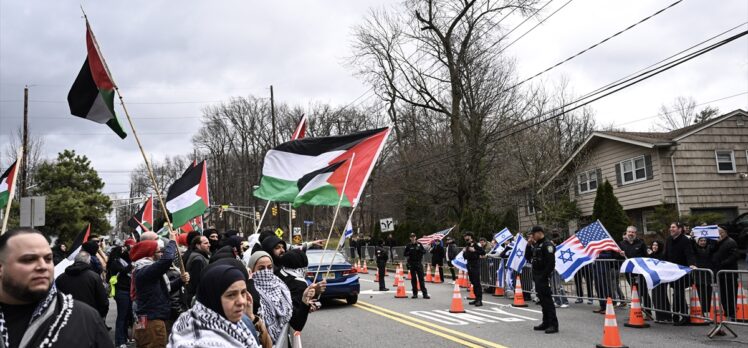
693,242,715,270
185,249,210,303
664,233,696,267
618,238,648,258
277,269,311,331
133,240,183,320
430,244,445,264
107,252,133,292
711,236,739,271
55,261,109,318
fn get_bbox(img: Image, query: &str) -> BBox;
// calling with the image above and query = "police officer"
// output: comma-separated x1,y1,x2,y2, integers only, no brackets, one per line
403,233,430,299
526,226,558,334
375,240,389,291
463,232,485,306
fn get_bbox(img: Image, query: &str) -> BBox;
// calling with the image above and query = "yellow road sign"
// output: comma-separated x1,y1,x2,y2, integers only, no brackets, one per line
275,228,284,238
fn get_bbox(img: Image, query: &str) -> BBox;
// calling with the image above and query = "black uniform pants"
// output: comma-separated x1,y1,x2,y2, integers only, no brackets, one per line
467,266,482,301
409,263,427,296
377,261,387,290
670,275,689,321
534,276,558,328
447,261,457,280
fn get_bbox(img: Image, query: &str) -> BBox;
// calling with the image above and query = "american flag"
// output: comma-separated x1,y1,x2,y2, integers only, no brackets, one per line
555,220,621,281
417,226,454,246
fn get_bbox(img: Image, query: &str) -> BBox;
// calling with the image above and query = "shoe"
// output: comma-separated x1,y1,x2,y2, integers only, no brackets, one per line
673,318,689,326
474,301,483,307
544,326,559,334
587,300,594,305
575,299,584,304
592,309,605,314
560,304,569,308
616,303,627,308
379,288,390,291
468,300,477,305
555,303,561,308
422,295,431,299
533,324,549,331
411,295,418,299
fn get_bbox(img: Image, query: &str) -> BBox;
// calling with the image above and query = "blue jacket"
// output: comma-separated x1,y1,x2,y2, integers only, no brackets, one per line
133,240,183,320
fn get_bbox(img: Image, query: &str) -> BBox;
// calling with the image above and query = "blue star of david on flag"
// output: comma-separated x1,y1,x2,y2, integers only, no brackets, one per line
559,249,574,263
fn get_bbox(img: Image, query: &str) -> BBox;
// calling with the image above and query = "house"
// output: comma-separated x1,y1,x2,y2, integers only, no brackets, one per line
519,109,748,234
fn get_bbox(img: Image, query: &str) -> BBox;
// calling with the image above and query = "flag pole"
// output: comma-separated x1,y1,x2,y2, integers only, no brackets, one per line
313,153,356,281
1,147,23,235
323,206,357,279
254,200,272,234
79,8,184,274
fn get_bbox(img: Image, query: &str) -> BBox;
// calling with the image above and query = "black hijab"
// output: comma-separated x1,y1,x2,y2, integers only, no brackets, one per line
196,263,246,319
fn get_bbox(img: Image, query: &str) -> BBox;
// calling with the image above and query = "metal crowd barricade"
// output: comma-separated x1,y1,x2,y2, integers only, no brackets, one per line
710,270,748,338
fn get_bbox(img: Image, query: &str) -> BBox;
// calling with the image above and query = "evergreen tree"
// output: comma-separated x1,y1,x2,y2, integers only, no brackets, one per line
591,180,629,241
33,150,112,244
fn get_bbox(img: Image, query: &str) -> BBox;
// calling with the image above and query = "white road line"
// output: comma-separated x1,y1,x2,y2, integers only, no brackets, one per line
479,300,543,314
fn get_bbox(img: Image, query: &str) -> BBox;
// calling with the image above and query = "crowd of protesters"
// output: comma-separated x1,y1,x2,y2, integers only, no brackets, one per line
1,226,327,348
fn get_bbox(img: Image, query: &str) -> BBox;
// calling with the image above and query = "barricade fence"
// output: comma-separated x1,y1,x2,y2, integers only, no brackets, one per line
714,270,748,331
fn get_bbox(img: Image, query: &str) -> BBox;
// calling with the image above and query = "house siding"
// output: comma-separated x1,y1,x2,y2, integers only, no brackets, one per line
571,141,664,216
660,115,748,217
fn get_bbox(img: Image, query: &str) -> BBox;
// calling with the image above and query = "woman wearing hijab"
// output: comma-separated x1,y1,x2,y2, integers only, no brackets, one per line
168,263,260,347
248,251,293,344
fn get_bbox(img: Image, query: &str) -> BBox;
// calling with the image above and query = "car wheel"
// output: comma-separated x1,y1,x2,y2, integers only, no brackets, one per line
346,295,358,305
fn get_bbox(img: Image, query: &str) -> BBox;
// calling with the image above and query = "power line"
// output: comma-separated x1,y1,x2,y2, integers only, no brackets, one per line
496,0,575,56
507,0,685,91
614,91,748,127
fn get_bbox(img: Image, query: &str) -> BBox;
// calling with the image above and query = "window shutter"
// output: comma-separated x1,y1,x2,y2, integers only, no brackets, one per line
645,154,653,180
575,174,581,195
614,163,622,186
596,168,602,185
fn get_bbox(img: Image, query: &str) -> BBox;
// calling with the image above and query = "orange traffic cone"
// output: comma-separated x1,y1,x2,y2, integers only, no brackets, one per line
355,260,361,272
688,284,708,325
449,283,466,313
597,298,628,348
624,284,649,328
511,275,528,307
361,262,369,274
467,284,476,300
736,282,748,322
433,265,442,284
374,268,380,283
393,267,401,287
459,271,468,288
407,268,412,280
493,277,505,297
710,291,725,324
425,264,433,282
291,331,302,348
394,274,407,298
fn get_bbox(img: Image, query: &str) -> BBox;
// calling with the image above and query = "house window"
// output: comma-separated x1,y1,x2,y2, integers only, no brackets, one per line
619,156,647,184
715,150,735,173
577,169,598,193
527,195,539,215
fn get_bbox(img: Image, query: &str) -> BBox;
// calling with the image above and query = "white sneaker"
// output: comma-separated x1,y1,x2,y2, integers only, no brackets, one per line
560,304,569,308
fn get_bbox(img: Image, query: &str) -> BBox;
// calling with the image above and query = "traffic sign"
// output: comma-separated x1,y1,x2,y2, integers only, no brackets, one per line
380,218,394,232
303,220,314,225
275,227,284,238
20,196,45,228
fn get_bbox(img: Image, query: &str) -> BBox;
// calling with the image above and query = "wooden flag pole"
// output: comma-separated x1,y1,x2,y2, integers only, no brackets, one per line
254,200,272,234
323,205,357,279
313,153,355,281
1,147,23,235
80,8,184,274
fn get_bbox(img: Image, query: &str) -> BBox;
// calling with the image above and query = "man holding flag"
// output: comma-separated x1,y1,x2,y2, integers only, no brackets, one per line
526,226,558,334
462,232,485,306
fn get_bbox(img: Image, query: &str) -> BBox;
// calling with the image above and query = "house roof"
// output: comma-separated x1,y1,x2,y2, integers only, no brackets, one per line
539,109,747,192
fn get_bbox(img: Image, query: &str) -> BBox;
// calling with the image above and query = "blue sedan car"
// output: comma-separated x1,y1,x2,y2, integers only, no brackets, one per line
305,250,360,304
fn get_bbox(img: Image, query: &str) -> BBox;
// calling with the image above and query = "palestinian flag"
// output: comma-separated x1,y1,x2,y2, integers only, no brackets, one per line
166,160,209,227
179,216,203,233
0,160,18,210
254,127,390,208
127,195,153,239
291,114,308,140
67,21,127,139
54,224,91,279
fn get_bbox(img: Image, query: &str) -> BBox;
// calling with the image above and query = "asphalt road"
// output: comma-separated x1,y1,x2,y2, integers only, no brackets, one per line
105,272,748,347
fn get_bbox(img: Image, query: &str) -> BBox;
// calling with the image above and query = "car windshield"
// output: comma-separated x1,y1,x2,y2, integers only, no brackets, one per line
307,252,347,265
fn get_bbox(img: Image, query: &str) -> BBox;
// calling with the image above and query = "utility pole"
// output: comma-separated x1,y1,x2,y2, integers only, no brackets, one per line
270,85,282,230
20,86,29,198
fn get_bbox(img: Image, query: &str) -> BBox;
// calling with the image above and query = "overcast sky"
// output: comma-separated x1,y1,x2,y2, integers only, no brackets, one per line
1,0,746,199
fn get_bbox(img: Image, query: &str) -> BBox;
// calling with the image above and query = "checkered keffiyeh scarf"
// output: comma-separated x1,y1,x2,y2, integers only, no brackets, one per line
167,301,258,348
252,269,292,343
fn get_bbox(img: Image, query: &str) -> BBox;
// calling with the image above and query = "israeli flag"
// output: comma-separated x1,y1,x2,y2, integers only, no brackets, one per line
496,260,507,288
493,227,513,245
452,251,468,272
620,257,692,289
692,225,719,240
337,217,354,249
506,234,528,272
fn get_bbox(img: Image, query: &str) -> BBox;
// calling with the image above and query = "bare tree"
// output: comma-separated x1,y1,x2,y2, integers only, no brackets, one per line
654,96,718,131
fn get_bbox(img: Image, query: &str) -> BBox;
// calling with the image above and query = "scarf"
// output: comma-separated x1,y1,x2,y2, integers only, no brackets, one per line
167,301,258,348
280,267,307,283
252,269,292,343
0,286,75,348
132,258,171,292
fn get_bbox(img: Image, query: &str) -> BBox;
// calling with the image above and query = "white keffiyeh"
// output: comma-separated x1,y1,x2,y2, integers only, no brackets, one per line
167,301,258,348
252,269,292,343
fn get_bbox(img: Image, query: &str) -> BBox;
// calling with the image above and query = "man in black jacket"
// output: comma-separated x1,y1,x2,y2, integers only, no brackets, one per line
445,237,458,281
375,240,389,291
56,251,109,318
404,233,429,299
430,240,445,282
618,226,651,311
463,232,485,306
525,226,558,334
713,225,740,319
0,228,113,348
184,235,211,305
664,222,696,326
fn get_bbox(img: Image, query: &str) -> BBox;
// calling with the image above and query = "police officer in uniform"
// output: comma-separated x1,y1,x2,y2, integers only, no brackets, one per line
526,226,558,334
463,232,485,306
375,240,389,291
404,233,430,299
